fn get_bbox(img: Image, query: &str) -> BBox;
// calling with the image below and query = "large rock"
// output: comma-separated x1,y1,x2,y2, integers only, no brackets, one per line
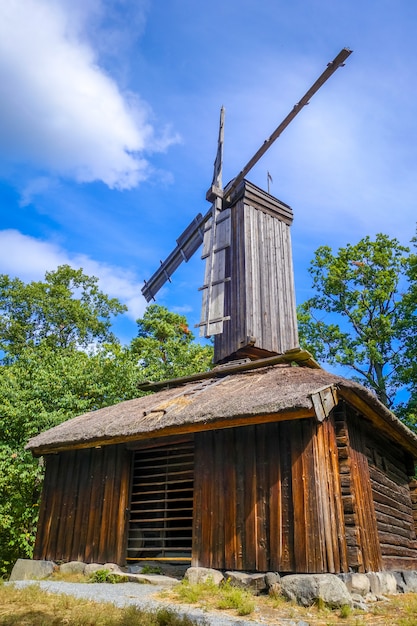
401,570,417,593
9,559,56,581
185,567,224,586
281,574,352,608
59,561,86,575
367,572,397,595
338,573,370,597
225,571,267,594
84,563,106,576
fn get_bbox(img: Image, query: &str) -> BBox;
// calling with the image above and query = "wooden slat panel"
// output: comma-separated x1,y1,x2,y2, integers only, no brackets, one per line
255,424,269,571
278,423,294,572
223,429,238,569
347,413,383,572
128,440,193,562
243,425,257,570
291,421,307,572
268,423,282,571
34,454,60,560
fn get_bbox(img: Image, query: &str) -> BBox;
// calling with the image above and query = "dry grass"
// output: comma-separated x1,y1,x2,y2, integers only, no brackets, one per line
0,583,204,626
164,579,417,626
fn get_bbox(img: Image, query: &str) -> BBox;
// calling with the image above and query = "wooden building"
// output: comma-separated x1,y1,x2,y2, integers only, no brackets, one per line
27,358,417,573
199,180,299,363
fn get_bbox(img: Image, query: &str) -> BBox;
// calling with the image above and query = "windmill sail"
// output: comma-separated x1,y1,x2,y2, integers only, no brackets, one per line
198,106,231,337
141,212,207,302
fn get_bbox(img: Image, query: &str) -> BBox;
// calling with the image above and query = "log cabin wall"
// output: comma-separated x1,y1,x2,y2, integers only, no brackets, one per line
34,445,131,565
335,403,417,571
192,417,348,573
214,181,299,363
350,410,417,570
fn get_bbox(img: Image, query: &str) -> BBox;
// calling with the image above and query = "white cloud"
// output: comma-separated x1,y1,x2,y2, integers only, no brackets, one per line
0,0,177,190
0,229,146,319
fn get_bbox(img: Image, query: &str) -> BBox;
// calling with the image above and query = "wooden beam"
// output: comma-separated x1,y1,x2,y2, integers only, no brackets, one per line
138,348,321,392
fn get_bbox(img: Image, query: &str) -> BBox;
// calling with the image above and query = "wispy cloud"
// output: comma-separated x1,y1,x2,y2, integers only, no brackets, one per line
0,0,178,191
0,229,146,319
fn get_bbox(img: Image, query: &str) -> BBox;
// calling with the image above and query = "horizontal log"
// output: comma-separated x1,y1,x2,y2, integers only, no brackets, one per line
375,510,416,535
347,546,363,569
372,488,413,516
378,533,417,549
379,543,417,558
376,520,416,541
382,556,417,570
342,495,355,514
369,466,410,497
338,447,349,460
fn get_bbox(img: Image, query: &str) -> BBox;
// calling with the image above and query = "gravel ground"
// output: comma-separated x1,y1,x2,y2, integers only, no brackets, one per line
10,580,306,626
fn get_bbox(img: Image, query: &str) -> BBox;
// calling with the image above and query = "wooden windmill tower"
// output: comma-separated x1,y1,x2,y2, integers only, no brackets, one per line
142,48,352,364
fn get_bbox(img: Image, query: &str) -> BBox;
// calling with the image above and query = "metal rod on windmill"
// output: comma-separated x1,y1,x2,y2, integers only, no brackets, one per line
141,47,352,316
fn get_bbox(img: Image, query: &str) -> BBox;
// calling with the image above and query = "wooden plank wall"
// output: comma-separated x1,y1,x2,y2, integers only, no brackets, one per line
214,182,298,363
34,445,131,565
192,418,347,573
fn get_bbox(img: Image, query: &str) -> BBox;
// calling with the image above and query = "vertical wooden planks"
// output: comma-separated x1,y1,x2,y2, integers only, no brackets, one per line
278,422,295,572
34,454,60,560
255,424,269,571
223,429,238,570
291,421,307,572
347,413,383,572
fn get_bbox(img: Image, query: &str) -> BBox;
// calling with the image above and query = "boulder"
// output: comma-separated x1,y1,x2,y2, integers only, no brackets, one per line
265,571,281,588
338,573,370,597
185,567,224,586
103,563,123,573
374,572,397,595
84,563,107,576
122,572,179,586
59,561,86,575
225,571,267,594
281,574,352,608
9,559,56,581
351,593,369,612
401,570,417,593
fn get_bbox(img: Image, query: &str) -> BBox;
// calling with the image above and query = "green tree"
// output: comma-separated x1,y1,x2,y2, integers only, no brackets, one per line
0,265,126,362
395,233,417,426
0,341,141,576
298,233,411,408
0,273,213,575
132,304,213,382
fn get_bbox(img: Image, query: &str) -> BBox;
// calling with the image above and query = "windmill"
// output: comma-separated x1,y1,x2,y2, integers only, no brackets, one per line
142,48,352,364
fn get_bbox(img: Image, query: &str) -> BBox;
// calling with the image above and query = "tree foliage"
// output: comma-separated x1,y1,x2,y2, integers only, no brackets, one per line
132,304,213,382
0,265,126,362
0,267,213,577
298,233,413,409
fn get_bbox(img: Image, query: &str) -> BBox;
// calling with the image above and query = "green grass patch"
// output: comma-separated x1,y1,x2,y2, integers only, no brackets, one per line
87,569,128,584
171,577,255,616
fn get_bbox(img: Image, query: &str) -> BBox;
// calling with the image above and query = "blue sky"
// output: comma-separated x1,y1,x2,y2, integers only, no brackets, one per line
0,0,416,345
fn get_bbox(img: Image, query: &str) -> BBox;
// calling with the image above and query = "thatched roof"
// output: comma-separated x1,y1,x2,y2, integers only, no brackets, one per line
26,364,417,457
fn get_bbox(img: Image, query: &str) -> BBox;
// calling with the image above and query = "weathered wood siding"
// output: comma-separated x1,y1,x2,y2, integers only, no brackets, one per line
335,404,417,571
214,181,299,363
192,418,347,573
34,445,131,564
363,420,417,570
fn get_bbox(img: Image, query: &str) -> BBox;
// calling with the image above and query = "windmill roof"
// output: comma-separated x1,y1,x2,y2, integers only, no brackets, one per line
26,364,417,457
